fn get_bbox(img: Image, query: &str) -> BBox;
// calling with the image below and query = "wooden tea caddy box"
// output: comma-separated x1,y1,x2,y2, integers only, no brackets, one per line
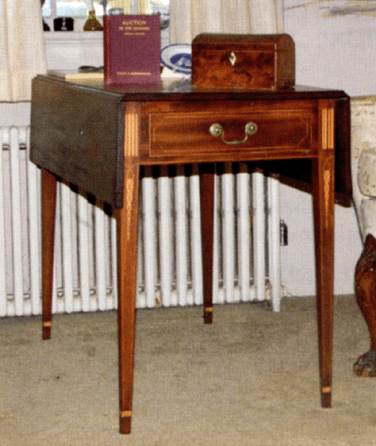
191,33,295,90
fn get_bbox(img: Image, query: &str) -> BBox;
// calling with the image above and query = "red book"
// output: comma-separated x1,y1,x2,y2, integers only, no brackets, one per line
103,15,161,86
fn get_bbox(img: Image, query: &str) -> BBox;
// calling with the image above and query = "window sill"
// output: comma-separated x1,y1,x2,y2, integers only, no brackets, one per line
44,30,103,44
44,31,104,70
43,27,169,71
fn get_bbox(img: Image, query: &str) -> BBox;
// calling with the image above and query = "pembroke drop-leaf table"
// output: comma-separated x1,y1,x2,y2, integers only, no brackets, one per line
30,74,351,434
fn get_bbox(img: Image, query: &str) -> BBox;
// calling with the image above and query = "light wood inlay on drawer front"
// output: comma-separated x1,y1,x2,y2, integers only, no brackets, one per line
149,109,315,158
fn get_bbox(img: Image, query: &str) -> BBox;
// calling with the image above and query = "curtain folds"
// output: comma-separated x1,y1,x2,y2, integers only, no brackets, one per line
169,0,283,44
0,0,47,102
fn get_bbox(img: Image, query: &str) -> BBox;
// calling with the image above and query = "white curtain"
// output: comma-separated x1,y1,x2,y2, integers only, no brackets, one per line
169,0,283,44
0,0,47,102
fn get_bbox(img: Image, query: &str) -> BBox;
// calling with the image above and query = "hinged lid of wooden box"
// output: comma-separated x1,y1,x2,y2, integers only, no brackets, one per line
191,33,295,90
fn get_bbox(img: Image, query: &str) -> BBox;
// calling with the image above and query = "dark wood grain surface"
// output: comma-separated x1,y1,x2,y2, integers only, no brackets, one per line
30,75,351,208
191,33,295,90
30,76,125,207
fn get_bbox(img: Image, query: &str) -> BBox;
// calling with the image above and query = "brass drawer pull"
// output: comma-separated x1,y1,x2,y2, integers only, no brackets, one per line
209,122,258,145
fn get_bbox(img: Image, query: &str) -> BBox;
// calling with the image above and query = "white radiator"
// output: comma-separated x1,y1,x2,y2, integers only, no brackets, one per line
0,126,283,318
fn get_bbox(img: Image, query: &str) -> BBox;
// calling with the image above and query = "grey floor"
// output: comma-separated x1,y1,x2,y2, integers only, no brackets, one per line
1,295,376,446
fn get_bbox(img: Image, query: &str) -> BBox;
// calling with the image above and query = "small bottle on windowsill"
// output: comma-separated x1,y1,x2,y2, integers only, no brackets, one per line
83,10,103,31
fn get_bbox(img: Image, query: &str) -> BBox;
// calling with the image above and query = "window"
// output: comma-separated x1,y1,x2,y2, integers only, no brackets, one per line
42,0,169,45
41,0,170,23
42,0,170,71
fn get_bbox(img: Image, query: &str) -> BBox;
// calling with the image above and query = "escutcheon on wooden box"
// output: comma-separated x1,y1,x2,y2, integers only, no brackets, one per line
191,33,295,90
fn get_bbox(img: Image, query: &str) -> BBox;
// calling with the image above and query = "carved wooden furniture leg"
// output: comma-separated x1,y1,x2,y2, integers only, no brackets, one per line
312,103,336,408
41,168,58,340
199,164,215,324
353,233,376,377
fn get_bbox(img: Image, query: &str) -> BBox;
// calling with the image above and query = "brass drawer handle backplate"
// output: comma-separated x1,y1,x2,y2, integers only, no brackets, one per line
209,122,258,145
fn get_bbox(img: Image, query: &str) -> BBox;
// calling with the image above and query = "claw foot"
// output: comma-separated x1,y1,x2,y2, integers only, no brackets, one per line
353,350,376,377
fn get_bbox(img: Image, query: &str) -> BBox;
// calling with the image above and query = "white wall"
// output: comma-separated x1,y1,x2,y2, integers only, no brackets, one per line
283,0,376,96
279,0,375,296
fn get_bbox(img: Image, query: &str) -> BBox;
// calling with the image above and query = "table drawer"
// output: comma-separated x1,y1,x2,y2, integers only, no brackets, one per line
148,108,316,158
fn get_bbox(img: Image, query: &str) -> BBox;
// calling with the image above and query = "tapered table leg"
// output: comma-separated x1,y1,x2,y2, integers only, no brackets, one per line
115,163,140,434
199,164,215,324
312,104,336,408
41,168,58,340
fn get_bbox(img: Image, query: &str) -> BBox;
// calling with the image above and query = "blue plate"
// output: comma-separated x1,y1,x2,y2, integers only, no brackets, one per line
160,44,192,75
